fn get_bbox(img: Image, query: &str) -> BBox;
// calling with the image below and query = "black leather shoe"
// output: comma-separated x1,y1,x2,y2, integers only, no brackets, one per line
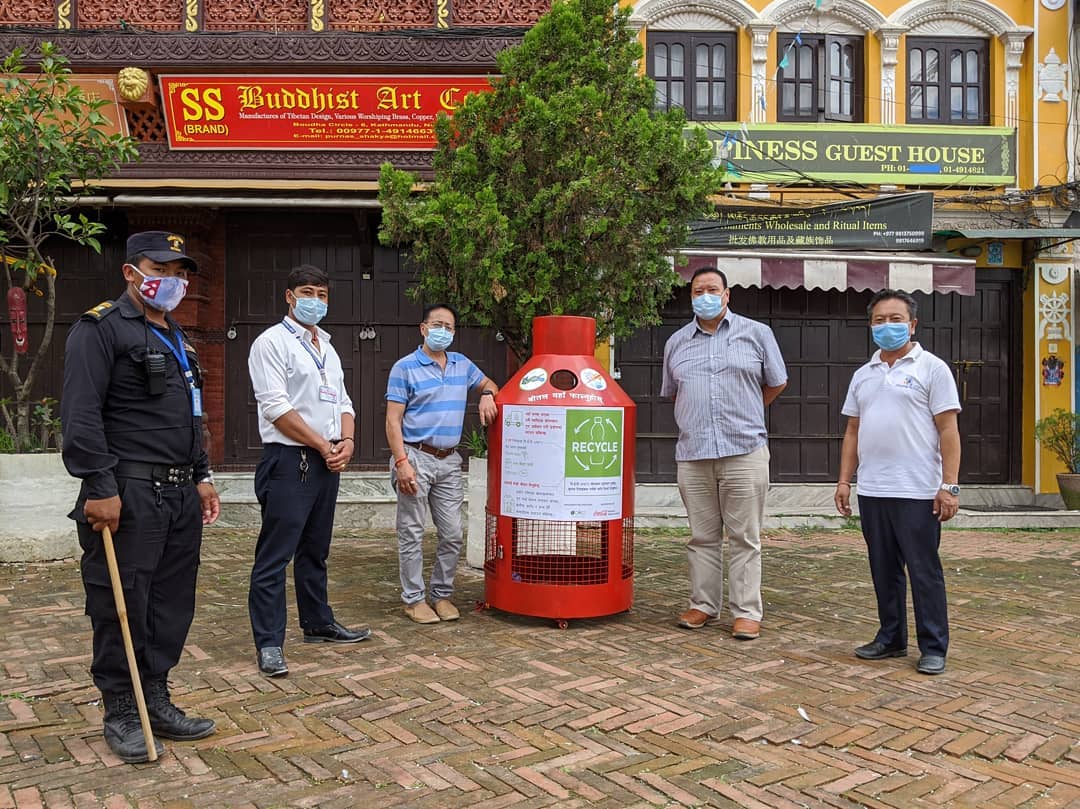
854,641,908,660
144,677,216,741
303,621,372,644
257,646,289,677
917,654,947,675
103,692,166,764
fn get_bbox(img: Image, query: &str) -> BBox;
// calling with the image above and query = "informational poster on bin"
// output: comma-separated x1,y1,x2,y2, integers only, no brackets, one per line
500,405,624,521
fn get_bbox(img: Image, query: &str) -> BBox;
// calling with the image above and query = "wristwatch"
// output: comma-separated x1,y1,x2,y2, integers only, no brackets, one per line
480,389,495,397
198,472,215,485
940,483,960,496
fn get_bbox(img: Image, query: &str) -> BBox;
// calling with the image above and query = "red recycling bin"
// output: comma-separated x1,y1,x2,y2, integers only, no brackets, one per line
483,315,636,626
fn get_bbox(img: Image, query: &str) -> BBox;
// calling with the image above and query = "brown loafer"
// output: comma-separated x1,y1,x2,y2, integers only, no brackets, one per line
404,601,440,624
433,599,460,621
732,617,760,640
677,608,721,629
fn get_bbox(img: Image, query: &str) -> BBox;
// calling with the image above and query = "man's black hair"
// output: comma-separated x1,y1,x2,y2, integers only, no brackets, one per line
867,288,917,320
423,303,458,326
287,264,330,290
690,267,729,289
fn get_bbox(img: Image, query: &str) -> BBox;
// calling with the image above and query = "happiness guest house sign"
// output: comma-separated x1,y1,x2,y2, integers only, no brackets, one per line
158,75,493,150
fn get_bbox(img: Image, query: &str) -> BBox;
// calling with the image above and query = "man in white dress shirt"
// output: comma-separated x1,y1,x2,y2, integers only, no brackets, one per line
247,264,370,677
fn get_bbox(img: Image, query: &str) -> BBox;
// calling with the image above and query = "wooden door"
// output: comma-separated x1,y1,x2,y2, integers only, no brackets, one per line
617,277,1018,484
224,212,506,468
912,275,1018,483
0,235,123,413
224,211,371,465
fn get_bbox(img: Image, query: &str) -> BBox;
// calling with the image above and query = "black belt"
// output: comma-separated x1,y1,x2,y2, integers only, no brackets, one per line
115,461,194,486
405,441,456,460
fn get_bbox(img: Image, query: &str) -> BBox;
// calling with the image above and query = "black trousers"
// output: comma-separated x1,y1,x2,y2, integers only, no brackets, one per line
858,496,949,657
76,478,202,697
249,443,339,649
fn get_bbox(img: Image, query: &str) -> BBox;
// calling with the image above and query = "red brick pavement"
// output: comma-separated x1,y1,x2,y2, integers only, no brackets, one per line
0,528,1077,807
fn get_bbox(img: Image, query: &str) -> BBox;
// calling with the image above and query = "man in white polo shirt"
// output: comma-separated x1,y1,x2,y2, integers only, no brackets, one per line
835,289,961,676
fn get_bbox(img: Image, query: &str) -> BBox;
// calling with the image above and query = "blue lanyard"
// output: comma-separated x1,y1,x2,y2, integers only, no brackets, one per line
148,324,196,390
281,319,327,381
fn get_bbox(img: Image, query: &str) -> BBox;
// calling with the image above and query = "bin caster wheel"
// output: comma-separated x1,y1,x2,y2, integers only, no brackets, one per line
556,619,569,630
474,600,489,612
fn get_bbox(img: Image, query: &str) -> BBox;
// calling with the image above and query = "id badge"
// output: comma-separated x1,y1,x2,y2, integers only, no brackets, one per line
191,387,204,417
318,385,338,403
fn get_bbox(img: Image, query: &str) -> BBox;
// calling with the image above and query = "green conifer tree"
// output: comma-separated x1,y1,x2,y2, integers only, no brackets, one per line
379,0,719,359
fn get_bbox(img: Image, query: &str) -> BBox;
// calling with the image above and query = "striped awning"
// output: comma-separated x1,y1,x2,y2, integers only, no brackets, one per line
677,250,976,296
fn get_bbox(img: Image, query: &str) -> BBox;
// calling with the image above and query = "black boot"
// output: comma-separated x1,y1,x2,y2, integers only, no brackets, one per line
144,676,216,741
102,692,166,764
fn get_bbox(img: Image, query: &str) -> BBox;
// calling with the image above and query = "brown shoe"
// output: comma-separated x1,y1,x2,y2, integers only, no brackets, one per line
732,618,760,640
433,599,460,621
404,601,440,624
677,608,721,629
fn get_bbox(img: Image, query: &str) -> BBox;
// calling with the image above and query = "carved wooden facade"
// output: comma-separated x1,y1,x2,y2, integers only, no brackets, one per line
0,1,550,470
0,0,550,174
1,0,549,30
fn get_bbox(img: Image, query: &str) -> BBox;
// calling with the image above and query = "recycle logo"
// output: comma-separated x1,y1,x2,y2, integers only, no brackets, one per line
565,409,622,477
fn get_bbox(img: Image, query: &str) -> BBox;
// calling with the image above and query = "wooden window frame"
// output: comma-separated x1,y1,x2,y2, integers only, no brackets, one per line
906,36,989,125
776,33,865,123
646,31,737,121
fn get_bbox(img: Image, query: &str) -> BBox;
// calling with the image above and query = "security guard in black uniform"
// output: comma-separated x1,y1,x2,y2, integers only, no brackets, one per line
61,231,221,763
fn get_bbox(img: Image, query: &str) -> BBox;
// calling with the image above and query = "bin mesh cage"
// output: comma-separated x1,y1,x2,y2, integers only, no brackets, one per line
484,510,498,574
484,513,635,583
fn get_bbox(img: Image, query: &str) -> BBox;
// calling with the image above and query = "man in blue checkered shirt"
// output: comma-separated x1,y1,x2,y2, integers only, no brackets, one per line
385,304,499,624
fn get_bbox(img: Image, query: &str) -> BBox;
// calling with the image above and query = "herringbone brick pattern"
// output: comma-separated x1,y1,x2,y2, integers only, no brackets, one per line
0,528,1077,807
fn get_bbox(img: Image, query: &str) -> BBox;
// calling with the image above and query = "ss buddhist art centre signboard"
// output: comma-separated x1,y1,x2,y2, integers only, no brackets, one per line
697,123,1016,187
158,75,493,150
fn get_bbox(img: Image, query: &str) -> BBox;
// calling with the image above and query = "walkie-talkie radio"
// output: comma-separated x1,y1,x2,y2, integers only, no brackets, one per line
144,350,168,395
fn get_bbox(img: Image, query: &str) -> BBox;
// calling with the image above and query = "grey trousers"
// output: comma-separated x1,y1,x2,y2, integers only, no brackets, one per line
392,446,465,605
676,445,770,622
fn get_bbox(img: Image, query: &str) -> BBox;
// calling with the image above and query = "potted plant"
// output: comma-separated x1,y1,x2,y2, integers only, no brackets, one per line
1034,409,1080,510
0,42,138,561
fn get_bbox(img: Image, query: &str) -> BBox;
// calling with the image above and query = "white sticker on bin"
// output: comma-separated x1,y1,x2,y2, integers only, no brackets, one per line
518,368,548,390
580,368,607,391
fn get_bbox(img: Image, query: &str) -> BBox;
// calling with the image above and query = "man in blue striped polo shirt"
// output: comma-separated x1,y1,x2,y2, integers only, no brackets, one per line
662,268,787,641
385,304,499,624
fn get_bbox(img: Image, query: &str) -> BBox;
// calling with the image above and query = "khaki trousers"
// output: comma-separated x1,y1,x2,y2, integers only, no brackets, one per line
676,445,770,621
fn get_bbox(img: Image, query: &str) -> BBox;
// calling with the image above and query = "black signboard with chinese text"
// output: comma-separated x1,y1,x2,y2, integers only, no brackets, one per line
690,192,933,251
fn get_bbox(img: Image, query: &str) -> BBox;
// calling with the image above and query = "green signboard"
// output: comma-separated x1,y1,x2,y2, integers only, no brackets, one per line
565,409,623,478
694,123,1016,187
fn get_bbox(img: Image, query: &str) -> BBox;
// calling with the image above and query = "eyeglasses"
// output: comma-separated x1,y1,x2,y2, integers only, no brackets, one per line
425,321,455,332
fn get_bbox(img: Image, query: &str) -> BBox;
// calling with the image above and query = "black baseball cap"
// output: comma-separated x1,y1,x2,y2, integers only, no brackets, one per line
126,231,198,272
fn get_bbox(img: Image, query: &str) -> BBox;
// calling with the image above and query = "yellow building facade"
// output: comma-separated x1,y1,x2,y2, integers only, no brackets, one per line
624,0,1076,495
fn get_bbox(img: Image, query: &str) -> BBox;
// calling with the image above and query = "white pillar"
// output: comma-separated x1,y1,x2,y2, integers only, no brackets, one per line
748,21,775,124
1000,29,1033,130
875,24,907,125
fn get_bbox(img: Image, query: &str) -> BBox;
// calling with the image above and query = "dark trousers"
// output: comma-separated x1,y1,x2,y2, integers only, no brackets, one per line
76,478,202,697
249,443,338,649
858,496,949,657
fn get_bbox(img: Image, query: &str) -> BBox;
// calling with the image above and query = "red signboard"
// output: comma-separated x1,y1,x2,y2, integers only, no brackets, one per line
158,75,494,150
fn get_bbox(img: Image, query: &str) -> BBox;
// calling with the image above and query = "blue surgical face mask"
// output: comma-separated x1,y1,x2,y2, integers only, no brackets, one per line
133,268,188,312
692,292,725,321
872,322,912,351
424,327,454,352
292,295,327,326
